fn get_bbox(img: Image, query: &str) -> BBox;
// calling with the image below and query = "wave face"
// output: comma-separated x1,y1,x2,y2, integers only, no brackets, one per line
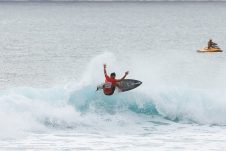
1,52,226,139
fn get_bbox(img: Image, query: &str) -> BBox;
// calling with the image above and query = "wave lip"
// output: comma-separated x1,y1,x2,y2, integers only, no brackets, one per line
69,85,159,115
151,88,226,125
1,84,226,139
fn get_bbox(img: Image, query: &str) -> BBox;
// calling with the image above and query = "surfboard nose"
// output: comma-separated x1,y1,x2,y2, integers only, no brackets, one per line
136,81,142,86
119,79,142,92
133,80,142,86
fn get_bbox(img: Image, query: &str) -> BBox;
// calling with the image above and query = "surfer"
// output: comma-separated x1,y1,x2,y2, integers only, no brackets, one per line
102,64,129,95
208,39,218,49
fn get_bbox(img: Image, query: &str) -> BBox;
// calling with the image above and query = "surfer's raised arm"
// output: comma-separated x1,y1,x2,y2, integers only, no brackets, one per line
103,64,108,77
117,71,129,82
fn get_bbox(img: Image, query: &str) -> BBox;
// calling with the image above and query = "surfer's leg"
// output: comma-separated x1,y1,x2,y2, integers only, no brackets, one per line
111,86,116,92
103,86,115,95
97,83,104,91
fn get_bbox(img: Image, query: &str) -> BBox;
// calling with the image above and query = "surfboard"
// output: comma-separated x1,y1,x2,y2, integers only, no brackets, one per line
119,79,142,92
96,79,142,93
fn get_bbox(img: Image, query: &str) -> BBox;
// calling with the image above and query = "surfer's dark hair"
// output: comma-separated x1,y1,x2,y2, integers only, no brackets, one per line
110,72,116,77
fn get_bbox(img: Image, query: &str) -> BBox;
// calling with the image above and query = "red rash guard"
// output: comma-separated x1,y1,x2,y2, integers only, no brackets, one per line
103,75,118,94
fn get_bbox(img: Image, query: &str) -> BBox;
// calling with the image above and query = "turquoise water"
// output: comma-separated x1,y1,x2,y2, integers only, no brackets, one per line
1,2,226,150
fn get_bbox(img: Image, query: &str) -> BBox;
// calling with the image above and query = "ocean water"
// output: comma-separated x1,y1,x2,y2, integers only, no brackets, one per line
1,1,226,150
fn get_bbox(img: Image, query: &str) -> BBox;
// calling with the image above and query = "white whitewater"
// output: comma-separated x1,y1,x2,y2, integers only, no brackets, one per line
0,2,226,150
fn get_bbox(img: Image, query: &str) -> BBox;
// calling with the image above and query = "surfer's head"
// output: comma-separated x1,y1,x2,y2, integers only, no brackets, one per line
110,72,116,78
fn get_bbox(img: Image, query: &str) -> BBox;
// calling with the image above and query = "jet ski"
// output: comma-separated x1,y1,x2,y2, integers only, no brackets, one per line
197,47,223,53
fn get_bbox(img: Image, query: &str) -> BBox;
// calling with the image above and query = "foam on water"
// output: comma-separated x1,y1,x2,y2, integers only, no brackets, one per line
1,52,226,139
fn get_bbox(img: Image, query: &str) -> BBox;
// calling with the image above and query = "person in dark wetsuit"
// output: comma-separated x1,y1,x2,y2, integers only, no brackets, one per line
103,64,129,95
208,39,218,49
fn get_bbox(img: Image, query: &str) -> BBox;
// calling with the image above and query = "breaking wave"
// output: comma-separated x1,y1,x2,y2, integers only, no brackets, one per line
1,52,226,139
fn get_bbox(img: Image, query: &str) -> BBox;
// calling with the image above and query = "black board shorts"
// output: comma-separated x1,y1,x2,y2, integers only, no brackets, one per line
104,86,116,96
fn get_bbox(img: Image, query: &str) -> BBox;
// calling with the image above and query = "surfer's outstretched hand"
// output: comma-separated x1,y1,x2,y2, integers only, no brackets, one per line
103,64,106,68
125,71,129,75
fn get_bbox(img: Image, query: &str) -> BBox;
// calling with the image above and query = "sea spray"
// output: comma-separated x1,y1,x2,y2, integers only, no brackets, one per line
1,52,226,139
